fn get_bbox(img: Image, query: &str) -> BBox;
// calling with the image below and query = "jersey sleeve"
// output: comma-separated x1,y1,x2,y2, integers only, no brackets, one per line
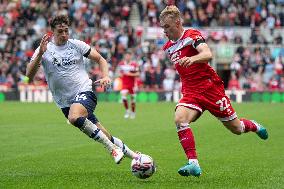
71,39,91,57
190,30,206,49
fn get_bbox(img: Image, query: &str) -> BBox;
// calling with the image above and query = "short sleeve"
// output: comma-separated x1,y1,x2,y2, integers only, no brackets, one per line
70,39,91,57
191,30,206,49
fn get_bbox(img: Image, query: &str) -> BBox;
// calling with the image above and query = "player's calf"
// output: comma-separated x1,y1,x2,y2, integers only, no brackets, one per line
223,118,268,140
222,119,243,135
72,117,125,163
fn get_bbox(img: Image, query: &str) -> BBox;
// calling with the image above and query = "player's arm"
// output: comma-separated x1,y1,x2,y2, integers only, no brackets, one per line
87,48,111,86
179,43,213,67
26,34,49,82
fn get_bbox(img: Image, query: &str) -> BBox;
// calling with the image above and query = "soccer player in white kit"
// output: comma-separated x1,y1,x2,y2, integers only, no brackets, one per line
26,15,139,164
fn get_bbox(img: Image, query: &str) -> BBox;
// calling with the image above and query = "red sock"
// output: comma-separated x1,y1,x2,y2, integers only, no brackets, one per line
131,102,135,113
177,128,197,159
240,118,257,132
122,99,128,110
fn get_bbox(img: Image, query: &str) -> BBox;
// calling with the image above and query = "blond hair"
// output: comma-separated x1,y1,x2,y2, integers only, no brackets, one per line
159,5,181,21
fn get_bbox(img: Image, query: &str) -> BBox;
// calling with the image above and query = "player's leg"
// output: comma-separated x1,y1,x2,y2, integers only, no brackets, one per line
175,105,202,177
71,94,138,160
110,136,139,159
129,90,136,119
206,85,268,140
222,117,268,140
120,89,130,118
95,122,138,159
67,92,124,164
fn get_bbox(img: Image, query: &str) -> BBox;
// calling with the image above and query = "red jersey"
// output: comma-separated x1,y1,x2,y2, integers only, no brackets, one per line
118,60,139,89
163,29,223,94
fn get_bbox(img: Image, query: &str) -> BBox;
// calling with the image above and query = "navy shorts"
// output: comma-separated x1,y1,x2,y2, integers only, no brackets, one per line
61,91,99,124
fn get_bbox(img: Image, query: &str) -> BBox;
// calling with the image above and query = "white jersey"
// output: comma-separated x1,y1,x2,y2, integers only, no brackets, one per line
30,39,92,108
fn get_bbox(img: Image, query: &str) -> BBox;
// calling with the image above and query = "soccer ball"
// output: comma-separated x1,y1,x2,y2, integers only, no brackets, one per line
131,154,156,179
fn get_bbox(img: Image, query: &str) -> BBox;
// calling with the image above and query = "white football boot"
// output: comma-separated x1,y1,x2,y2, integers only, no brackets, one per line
124,110,130,119
111,147,124,164
130,112,136,119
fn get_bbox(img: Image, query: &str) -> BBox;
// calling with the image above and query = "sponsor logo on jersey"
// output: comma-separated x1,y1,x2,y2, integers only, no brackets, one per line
62,57,76,66
51,53,76,67
170,51,181,64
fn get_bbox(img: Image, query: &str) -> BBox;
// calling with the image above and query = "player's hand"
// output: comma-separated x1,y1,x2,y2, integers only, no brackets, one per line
39,34,50,55
94,76,112,88
179,57,194,67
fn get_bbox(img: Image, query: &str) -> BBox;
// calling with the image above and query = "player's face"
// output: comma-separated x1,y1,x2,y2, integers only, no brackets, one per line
52,24,69,45
125,53,132,62
160,17,180,41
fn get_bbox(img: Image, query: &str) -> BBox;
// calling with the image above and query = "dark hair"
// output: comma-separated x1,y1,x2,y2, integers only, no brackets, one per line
50,14,70,29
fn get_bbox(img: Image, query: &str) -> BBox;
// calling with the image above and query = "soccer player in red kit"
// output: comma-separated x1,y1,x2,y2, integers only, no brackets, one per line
118,51,140,119
159,5,268,177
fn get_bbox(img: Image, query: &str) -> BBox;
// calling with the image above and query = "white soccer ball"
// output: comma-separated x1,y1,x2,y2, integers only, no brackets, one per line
131,154,156,179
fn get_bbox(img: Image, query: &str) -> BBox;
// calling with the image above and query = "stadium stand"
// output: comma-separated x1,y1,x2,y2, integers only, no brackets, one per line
0,0,284,93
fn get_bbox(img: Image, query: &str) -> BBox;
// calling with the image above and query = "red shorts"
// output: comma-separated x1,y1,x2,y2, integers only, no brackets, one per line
177,83,237,121
121,86,135,95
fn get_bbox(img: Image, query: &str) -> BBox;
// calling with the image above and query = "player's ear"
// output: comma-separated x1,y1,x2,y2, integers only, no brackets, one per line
175,19,181,27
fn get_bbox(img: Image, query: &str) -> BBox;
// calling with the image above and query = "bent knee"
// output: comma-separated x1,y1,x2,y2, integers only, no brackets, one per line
68,115,79,126
174,116,188,125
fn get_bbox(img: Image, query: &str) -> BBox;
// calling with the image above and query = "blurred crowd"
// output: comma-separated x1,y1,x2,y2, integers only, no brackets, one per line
227,45,284,91
0,0,284,93
145,0,284,28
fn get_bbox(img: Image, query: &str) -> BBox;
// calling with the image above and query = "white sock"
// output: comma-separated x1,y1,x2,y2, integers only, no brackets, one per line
188,159,199,165
251,120,261,131
240,121,245,133
112,136,137,159
81,119,116,152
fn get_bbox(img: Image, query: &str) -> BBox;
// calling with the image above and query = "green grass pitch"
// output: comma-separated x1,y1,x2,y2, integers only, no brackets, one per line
0,102,283,189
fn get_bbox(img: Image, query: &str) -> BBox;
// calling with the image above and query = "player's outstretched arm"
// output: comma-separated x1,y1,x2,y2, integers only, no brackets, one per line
88,48,111,87
26,34,49,82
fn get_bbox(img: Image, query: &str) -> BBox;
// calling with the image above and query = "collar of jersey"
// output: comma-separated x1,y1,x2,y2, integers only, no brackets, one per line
50,38,68,48
170,29,185,43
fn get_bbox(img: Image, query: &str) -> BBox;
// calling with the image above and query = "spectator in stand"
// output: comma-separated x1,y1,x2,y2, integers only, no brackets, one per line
163,66,175,101
145,0,284,27
153,64,163,90
280,77,284,90
268,76,280,90
0,70,6,83
143,61,155,90
274,55,283,81
230,55,242,77
251,66,265,91
263,60,275,88
228,73,241,90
